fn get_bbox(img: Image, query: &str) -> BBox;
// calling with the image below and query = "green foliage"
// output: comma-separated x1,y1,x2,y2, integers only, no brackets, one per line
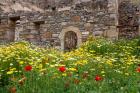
0,39,140,93
82,37,115,55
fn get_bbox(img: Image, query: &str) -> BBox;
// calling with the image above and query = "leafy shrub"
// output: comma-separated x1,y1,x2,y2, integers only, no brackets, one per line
81,37,115,55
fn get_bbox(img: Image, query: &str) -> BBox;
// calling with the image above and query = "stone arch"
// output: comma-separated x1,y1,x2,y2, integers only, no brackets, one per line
59,26,82,50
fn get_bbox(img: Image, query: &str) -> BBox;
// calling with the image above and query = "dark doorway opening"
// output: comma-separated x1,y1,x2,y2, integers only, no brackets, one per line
8,16,20,42
64,31,77,51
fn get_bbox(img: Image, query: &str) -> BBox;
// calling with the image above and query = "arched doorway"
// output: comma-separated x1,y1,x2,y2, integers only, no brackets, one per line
64,31,77,51
59,26,82,51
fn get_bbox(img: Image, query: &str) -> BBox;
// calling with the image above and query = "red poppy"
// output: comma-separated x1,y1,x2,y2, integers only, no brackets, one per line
24,65,32,71
95,75,102,81
136,67,140,72
59,66,66,72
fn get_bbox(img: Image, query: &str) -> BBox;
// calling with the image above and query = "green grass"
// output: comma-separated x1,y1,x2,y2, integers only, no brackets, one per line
0,38,140,93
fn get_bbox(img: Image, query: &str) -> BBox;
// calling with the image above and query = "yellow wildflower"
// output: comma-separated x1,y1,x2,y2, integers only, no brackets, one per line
7,71,14,75
38,64,43,69
68,68,77,72
101,71,105,74
50,65,55,67
125,73,129,76
29,62,34,65
10,68,16,71
19,61,24,65
62,73,67,77
106,60,113,66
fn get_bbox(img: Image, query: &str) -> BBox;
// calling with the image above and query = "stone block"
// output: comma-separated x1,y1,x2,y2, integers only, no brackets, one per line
61,22,67,26
93,31,104,36
42,32,52,38
84,23,91,28
82,31,89,35
30,30,39,34
104,27,118,39
52,34,59,38
55,46,61,50
71,16,81,22
41,38,47,41
26,35,35,39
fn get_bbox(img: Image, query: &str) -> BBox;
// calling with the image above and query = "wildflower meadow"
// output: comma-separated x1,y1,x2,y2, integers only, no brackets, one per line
1,37,140,93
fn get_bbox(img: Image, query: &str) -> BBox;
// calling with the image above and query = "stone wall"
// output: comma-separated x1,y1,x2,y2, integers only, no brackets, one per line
0,0,139,50
17,10,113,47
118,0,139,38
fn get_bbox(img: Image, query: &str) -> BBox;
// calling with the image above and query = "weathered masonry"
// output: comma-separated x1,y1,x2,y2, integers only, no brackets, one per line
0,0,140,50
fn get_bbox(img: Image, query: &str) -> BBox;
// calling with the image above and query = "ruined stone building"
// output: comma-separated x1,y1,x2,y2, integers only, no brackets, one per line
0,0,140,50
